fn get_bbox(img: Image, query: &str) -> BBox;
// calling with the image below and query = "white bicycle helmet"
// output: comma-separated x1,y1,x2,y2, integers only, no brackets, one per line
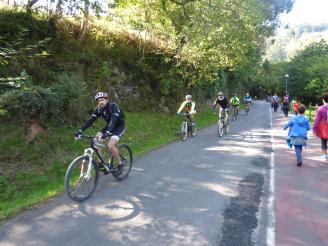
185,95,192,100
95,92,108,100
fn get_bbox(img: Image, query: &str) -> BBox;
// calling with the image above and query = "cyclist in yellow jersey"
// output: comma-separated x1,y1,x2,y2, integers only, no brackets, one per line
177,95,196,123
230,93,240,115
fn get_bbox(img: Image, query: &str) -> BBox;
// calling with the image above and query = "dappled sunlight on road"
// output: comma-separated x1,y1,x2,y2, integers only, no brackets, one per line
203,126,272,158
205,145,263,156
197,181,237,197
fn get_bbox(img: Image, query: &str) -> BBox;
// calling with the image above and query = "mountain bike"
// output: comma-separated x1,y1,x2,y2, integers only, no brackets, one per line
177,113,196,141
232,105,239,121
217,109,230,137
65,134,133,202
244,102,250,115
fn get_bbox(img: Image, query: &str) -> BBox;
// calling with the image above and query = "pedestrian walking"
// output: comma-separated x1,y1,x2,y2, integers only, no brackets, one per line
284,105,310,166
313,93,328,160
281,93,290,117
272,94,279,112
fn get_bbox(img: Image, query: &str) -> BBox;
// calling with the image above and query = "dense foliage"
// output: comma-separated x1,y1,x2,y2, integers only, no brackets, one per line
258,40,328,104
0,0,292,127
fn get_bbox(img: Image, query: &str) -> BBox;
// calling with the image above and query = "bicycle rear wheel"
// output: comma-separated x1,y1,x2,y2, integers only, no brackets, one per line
180,122,188,141
112,144,133,181
65,156,99,202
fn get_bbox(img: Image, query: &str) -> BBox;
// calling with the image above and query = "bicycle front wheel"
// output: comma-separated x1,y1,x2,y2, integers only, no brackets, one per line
112,144,133,181
65,155,99,202
180,122,188,141
218,120,224,137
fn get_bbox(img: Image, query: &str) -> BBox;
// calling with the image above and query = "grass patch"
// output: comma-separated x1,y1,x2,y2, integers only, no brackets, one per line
304,107,316,124
0,109,217,223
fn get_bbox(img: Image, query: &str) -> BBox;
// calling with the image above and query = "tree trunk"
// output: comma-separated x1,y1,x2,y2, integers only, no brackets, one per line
26,0,39,16
79,0,90,42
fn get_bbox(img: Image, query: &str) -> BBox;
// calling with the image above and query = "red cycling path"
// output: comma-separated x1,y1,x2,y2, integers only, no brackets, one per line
271,111,328,246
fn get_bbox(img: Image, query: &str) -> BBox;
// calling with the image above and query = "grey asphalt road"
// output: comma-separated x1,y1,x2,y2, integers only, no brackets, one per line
0,101,272,246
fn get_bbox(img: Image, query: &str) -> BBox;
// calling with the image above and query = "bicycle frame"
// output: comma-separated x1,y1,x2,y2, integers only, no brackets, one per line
220,114,226,129
177,113,193,140
78,137,109,178
219,109,227,123
233,105,238,113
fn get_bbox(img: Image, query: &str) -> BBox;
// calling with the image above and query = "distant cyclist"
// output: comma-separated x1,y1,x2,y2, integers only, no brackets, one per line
244,92,252,110
230,93,240,115
74,92,125,173
177,95,196,124
212,91,229,122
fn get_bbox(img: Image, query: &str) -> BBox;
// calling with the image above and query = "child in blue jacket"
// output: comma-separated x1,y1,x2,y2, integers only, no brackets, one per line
283,105,310,166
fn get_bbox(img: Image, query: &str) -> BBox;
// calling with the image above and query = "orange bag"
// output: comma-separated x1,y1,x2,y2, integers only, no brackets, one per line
316,109,328,139
316,120,328,139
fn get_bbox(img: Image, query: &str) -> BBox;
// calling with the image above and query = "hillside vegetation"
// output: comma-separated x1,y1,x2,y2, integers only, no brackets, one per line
266,23,328,62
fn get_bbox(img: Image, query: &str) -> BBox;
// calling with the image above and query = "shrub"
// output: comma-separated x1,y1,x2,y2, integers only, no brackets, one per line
0,72,87,125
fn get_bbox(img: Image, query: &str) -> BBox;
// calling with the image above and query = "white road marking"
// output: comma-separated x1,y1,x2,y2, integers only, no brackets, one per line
267,106,276,246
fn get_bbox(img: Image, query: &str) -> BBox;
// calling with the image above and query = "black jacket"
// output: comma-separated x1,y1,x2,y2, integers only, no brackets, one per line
80,102,125,134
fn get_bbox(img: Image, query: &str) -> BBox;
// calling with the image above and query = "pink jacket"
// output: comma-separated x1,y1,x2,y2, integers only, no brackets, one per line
313,105,328,132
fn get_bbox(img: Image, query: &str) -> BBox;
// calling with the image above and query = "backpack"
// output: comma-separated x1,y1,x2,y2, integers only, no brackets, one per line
283,96,289,104
109,103,125,121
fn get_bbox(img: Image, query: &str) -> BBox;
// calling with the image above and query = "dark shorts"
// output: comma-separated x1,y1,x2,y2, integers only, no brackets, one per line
101,124,125,140
321,139,328,150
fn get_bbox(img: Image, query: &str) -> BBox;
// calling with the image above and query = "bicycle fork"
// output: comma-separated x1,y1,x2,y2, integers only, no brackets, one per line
81,148,99,180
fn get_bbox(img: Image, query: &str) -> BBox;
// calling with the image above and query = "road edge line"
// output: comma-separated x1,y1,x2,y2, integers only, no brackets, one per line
266,106,275,245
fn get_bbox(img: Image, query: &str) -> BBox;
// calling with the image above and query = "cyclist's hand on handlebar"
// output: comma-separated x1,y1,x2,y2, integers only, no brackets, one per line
212,108,216,113
74,130,82,140
101,131,112,139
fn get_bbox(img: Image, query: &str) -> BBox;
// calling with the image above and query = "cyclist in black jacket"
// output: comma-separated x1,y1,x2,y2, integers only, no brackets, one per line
212,91,230,120
74,92,125,169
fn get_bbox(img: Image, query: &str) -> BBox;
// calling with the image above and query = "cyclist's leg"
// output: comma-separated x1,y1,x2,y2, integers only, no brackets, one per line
225,108,229,123
187,112,194,122
95,132,104,155
189,113,195,126
107,127,125,165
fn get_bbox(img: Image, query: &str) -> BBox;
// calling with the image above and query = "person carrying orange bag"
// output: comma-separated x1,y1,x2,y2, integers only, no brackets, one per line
313,93,328,160
292,100,300,115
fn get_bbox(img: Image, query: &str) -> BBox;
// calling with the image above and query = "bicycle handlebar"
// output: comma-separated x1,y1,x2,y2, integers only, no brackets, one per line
176,112,192,116
75,133,114,141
